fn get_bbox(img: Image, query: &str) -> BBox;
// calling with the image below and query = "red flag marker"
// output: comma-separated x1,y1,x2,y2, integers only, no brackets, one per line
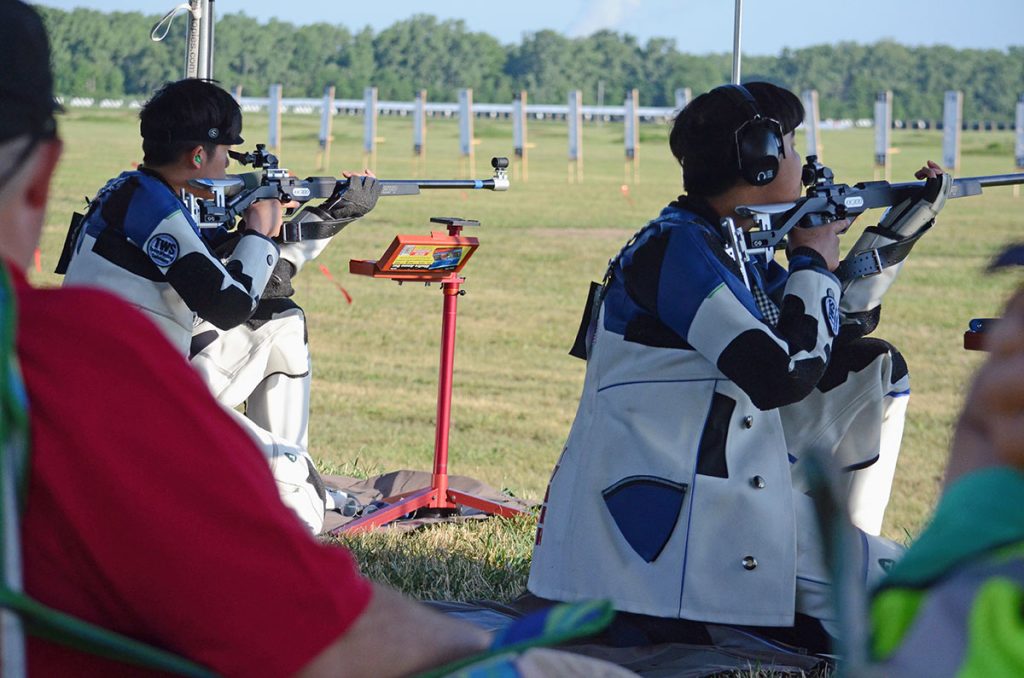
318,263,353,304
33,248,41,273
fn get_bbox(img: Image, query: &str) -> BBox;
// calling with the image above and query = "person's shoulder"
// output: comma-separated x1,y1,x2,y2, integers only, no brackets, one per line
132,170,185,212
20,283,177,354
651,202,719,249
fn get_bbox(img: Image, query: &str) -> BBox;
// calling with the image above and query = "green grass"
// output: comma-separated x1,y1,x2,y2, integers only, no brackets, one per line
39,110,1023,656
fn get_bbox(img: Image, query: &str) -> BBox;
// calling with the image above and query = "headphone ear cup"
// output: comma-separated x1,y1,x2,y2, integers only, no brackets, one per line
738,121,782,186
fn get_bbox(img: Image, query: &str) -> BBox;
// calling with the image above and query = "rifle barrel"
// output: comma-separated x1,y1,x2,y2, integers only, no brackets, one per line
890,172,1024,194
383,179,502,190
972,173,1024,188
359,177,510,196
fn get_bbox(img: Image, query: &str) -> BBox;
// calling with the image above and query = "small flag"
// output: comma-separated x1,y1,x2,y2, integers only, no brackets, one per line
318,263,353,304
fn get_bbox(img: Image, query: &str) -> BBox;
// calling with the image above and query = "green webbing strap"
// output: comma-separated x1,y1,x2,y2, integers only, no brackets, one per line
1,262,29,677
0,266,216,678
0,586,216,677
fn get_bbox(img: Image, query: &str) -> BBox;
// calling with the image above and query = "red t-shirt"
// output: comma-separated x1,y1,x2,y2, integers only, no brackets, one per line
13,266,372,676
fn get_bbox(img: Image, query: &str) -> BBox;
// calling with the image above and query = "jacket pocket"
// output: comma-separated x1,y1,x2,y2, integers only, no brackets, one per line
602,475,688,563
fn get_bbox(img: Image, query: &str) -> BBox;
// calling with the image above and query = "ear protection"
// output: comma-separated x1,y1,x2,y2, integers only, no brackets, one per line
713,84,785,187
194,153,202,166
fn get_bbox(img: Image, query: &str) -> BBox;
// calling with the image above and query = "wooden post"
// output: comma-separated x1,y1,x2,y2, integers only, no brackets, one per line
942,91,964,172
568,90,583,184
268,83,283,154
459,88,475,177
413,90,427,176
318,85,335,171
624,88,639,184
513,90,528,182
1015,94,1024,198
674,87,691,113
802,89,822,159
874,90,893,182
363,86,377,171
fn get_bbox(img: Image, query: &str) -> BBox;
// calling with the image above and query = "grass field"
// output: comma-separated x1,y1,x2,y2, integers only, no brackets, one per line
39,108,1024,606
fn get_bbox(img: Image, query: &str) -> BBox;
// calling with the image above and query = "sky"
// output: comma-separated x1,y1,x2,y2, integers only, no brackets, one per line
33,0,1024,55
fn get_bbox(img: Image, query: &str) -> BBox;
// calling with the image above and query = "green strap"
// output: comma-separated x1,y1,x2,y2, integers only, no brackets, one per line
1,262,30,677
0,585,216,677
0,266,215,678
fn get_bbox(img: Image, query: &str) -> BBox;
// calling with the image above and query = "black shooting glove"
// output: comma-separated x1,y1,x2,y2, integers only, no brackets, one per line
324,174,382,220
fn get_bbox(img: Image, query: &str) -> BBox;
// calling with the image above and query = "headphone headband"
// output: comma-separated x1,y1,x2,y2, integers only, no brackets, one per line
717,84,762,122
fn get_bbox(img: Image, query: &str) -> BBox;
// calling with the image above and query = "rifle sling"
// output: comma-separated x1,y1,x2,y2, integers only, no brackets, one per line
281,217,354,243
835,226,929,283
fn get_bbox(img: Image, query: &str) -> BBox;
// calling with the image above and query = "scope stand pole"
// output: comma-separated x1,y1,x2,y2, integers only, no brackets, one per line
340,221,526,534
732,0,743,84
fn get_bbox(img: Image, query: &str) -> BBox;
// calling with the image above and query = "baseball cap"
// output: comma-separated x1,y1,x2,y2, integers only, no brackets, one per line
0,0,60,143
139,79,244,146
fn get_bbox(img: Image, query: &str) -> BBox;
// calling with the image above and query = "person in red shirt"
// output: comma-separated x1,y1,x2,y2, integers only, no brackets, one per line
0,2,490,675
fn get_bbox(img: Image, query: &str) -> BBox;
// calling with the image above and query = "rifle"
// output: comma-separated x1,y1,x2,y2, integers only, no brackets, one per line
183,144,510,242
724,155,1024,285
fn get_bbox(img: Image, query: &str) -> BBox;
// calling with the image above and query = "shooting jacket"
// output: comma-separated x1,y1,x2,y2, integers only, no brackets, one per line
529,198,848,626
61,169,279,354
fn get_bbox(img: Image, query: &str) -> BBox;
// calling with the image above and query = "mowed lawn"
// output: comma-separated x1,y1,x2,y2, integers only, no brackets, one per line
39,108,1023,600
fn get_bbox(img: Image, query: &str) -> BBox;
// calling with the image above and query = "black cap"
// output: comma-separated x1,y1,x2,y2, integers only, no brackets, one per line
139,79,244,147
155,123,244,146
0,0,60,143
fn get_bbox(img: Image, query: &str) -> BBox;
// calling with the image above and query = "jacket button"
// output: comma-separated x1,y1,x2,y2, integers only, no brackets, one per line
742,416,754,429
750,475,766,489
742,556,758,570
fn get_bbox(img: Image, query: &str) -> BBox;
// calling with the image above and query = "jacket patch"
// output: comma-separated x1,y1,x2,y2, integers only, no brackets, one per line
146,233,180,267
696,392,735,478
822,289,840,337
602,475,687,563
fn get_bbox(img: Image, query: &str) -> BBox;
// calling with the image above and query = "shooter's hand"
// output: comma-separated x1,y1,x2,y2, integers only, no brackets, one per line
243,198,299,239
945,286,1024,487
788,218,851,272
325,170,381,220
914,160,944,180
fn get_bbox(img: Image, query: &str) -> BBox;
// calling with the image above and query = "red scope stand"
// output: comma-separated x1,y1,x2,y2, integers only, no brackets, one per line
335,217,527,534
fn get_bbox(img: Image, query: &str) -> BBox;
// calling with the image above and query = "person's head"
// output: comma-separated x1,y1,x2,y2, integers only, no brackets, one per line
0,0,63,271
139,79,243,179
670,82,804,201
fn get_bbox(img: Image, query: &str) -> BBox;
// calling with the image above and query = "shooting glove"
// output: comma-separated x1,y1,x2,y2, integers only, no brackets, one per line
839,172,952,326
323,174,382,220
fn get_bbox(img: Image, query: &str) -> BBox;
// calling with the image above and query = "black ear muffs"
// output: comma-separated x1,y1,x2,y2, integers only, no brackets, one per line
714,84,785,187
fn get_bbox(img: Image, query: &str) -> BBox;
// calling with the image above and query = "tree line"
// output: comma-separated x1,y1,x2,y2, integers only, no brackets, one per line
36,6,1024,122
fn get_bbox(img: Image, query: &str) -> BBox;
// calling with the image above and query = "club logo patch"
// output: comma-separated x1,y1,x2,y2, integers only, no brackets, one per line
146,234,180,267
823,289,840,337
208,127,220,139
